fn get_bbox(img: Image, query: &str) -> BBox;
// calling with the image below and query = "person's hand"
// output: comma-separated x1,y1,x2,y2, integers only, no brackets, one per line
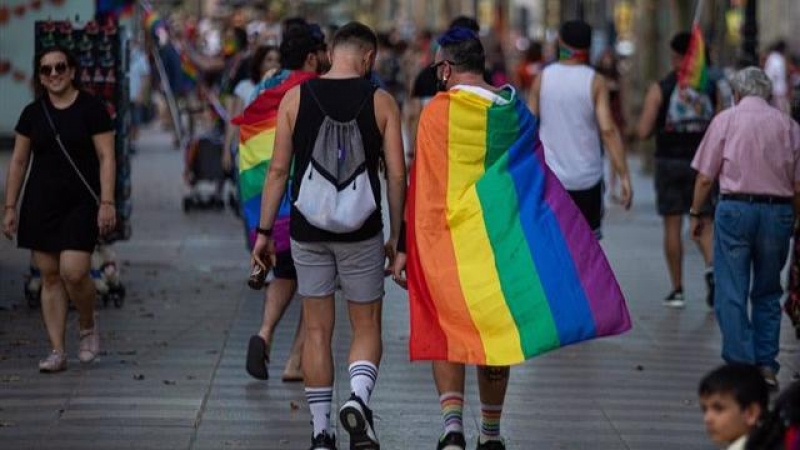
617,175,633,210
251,233,276,271
2,207,16,240
690,216,704,241
384,236,397,276
392,252,408,289
97,204,116,236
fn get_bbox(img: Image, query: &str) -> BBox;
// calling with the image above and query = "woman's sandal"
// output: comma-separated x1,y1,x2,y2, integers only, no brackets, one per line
245,335,269,380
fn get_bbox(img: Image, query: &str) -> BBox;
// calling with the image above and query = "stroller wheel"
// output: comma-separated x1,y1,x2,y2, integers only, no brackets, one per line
214,198,225,210
111,292,124,308
182,197,192,213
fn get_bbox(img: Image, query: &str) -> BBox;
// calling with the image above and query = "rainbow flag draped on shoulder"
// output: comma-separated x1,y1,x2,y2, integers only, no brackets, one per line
407,86,631,366
231,70,316,250
678,22,708,91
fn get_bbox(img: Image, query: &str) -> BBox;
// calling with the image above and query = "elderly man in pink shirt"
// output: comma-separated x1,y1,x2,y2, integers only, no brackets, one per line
690,67,800,391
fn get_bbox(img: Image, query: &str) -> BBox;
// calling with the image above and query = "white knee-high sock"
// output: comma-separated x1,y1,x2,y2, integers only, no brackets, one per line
305,387,333,437
348,360,378,404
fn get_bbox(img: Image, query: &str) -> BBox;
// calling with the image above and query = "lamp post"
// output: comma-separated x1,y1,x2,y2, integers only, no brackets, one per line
741,0,758,65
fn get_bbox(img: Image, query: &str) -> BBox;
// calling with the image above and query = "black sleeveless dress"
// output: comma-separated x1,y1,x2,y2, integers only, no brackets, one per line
14,91,113,252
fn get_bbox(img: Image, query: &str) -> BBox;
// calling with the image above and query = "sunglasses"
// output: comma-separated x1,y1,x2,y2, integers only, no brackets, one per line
39,62,68,77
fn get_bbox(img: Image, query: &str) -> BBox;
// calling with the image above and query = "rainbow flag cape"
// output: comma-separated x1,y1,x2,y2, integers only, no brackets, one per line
231,70,316,250
678,23,708,91
407,86,631,366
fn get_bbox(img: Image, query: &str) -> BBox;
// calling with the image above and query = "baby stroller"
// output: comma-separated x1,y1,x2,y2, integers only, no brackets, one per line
24,244,125,309
182,130,227,212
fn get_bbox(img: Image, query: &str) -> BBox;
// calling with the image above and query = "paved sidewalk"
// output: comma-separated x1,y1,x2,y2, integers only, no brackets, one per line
1,127,798,450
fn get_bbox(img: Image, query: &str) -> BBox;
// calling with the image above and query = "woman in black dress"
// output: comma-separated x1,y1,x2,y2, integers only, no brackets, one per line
2,46,116,372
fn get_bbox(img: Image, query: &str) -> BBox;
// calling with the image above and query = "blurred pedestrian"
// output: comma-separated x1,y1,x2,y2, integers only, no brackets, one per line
223,44,280,172
252,22,406,449
235,24,328,383
2,46,116,372
129,37,151,153
595,49,627,202
637,32,717,308
512,40,543,98
529,20,633,240
690,67,800,391
764,40,791,115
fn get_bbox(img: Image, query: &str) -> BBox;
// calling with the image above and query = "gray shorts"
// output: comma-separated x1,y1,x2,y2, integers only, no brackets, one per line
290,233,385,303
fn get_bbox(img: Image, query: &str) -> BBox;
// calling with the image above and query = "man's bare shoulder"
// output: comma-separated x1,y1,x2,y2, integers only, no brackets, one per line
373,88,399,112
282,85,302,106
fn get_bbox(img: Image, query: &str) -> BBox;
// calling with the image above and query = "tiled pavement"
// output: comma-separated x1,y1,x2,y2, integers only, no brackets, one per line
1,127,798,450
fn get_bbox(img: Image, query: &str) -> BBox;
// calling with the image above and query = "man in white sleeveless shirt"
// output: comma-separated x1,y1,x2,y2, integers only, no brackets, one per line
528,20,632,238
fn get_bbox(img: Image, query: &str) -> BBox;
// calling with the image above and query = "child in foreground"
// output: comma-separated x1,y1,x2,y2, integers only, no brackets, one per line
699,364,769,450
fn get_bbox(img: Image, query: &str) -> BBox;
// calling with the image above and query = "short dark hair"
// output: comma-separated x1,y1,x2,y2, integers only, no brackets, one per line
332,21,377,52
437,27,485,75
280,24,320,70
449,16,480,33
560,20,592,50
250,45,278,83
33,45,81,98
671,32,691,55
772,40,787,54
698,364,769,413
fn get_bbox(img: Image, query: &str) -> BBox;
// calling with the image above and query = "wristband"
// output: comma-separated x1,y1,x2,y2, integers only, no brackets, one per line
256,227,272,237
4,204,15,210
101,201,115,206
689,208,702,218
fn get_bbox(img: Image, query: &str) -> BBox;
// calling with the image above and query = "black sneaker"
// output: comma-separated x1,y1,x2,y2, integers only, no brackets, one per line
437,431,466,450
705,271,715,308
476,437,506,450
310,431,337,450
339,393,379,449
663,288,685,309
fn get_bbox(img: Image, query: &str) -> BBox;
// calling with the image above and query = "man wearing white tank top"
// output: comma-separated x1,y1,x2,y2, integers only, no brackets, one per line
528,20,632,239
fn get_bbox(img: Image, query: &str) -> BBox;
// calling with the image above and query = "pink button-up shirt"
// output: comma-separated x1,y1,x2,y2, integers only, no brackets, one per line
691,96,800,197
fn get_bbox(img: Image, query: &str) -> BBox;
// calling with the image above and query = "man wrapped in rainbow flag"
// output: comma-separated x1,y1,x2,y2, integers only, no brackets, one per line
231,23,328,383
392,27,631,450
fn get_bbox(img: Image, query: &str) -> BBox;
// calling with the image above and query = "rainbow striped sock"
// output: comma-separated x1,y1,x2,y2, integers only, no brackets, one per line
480,403,503,440
440,392,464,434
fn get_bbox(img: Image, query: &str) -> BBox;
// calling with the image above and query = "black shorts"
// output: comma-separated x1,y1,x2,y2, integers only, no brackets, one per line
273,250,297,280
655,158,716,216
567,181,604,238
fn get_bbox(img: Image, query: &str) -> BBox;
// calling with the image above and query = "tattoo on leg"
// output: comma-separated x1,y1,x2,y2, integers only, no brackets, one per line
479,366,509,383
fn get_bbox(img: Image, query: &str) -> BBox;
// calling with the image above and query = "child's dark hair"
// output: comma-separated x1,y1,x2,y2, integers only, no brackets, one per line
698,364,769,412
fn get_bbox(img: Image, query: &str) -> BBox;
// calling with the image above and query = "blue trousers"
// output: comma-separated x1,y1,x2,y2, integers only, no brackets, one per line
714,200,794,372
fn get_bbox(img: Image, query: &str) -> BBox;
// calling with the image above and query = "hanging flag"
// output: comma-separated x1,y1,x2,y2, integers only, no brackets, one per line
95,0,134,18
678,22,708,91
407,86,631,365
231,70,317,250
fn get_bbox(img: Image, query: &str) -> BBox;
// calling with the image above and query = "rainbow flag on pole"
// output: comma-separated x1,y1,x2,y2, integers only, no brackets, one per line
231,71,316,250
407,86,631,366
143,9,165,37
678,23,708,90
